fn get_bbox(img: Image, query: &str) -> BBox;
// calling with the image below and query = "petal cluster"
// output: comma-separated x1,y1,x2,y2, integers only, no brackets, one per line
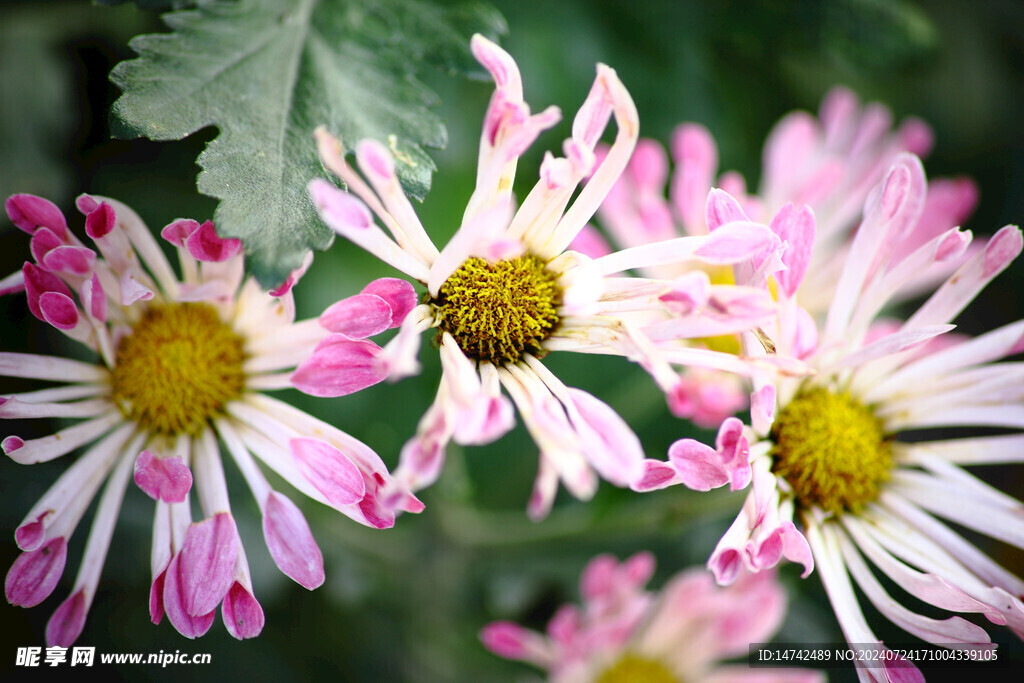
1,193,417,644
481,552,822,683
301,34,797,519
573,87,978,426
645,151,1024,679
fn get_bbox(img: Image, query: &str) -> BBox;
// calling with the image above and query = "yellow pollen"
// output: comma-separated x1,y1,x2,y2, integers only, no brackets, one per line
770,386,892,515
431,253,561,364
110,303,246,436
596,654,681,683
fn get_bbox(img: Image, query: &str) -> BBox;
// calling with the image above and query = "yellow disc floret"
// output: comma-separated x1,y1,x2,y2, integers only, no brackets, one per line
432,254,561,364
770,386,892,515
596,653,681,683
111,302,246,436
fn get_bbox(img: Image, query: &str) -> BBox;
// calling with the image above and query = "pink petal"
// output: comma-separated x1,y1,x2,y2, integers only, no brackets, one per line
357,472,398,529
479,621,536,659
46,589,87,647
572,74,614,150
769,203,815,297
755,521,814,578
82,273,107,322
750,384,776,435
222,582,264,640
693,221,780,264
29,227,63,265
762,112,819,198
309,179,375,230
881,162,912,221
163,553,216,638
361,277,417,328
547,603,582,645
704,188,748,232
42,246,96,277
452,393,515,446
150,566,167,624
0,270,25,297
629,138,669,190
671,123,718,231
262,491,325,589
39,291,79,330
3,435,25,455
22,262,71,322
15,512,49,551
710,570,788,658
622,551,656,585
134,450,193,503
6,194,67,237
899,117,934,156
667,438,729,491
289,437,366,507
84,201,117,239
5,537,67,607
179,513,239,617
184,220,242,263
569,224,613,259
119,270,154,305
933,228,972,263
882,654,925,683
268,250,313,297
580,554,618,600
566,387,644,486
320,293,393,338
630,459,681,492
982,224,1023,278
709,547,743,586
397,415,449,490
715,417,751,491
161,218,200,247
659,271,711,314
291,335,387,397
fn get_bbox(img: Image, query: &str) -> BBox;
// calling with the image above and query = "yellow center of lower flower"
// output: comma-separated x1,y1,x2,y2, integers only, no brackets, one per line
770,386,892,515
596,654,681,683
110,302,246,436
432,254,561,364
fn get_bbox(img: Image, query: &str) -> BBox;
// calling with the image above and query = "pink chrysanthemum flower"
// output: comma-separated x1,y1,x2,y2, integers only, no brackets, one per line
636,153,1024,681
481,552,822,683
300,35,795,519
572,87,977,427
1,193,419,645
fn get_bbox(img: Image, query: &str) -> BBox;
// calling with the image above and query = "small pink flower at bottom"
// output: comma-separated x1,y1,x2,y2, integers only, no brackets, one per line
481,552,822,683
1,193,418,645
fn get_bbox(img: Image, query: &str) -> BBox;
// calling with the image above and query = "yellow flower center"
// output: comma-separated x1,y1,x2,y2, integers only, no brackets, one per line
432,254,561,364
596,654,681,683
770,386,893,515
110,303,246,436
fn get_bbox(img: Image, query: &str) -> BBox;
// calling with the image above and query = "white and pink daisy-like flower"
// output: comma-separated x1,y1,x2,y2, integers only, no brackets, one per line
481,552,822,683
572,87,977,427
299,34,796,519
1,193,419,645
636,153,1024,681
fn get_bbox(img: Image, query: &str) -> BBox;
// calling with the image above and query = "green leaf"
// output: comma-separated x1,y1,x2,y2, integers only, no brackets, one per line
96,0,197,10
110,0,505,288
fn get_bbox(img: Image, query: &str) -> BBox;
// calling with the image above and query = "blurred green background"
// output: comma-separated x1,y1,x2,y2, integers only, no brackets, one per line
2,0,1024,680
